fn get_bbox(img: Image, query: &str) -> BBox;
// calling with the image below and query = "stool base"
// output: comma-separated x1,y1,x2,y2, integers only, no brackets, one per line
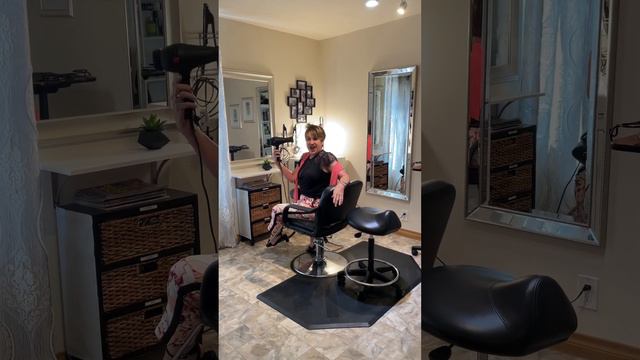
343,258,400,287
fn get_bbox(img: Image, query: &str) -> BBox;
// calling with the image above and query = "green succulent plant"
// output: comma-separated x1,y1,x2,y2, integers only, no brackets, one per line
140,114,167,132
263,158,271,165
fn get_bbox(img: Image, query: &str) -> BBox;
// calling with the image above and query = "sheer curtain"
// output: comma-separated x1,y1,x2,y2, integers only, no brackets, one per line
0,1,55,359
534,0,600,215
383,75,411,192
217,61,239,248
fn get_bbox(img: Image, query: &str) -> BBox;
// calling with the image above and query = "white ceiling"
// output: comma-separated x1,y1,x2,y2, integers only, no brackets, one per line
219,0,421,40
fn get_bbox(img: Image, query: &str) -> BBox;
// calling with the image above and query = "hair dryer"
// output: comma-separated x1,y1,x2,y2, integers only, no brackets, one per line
267,136,293,162
153,43,218,122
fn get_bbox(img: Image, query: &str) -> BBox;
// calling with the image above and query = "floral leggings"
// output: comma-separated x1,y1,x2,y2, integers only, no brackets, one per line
267,194,320,245
155,254,216,360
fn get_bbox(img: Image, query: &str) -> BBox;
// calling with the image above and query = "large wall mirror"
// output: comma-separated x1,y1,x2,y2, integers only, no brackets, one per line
27,0,181,120
367,66,417,201
466,0,618,244
222,70,274,161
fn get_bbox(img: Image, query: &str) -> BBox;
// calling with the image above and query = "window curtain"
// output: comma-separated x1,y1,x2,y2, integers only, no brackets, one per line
382,75,411,192
0,1,55,358
217,60,239,248
534,0,600,215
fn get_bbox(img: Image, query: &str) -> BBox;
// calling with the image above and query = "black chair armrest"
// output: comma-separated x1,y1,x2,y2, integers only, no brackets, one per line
159,282,201,345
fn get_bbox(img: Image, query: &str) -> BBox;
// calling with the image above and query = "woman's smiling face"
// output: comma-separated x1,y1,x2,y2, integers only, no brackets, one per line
305,133,323,155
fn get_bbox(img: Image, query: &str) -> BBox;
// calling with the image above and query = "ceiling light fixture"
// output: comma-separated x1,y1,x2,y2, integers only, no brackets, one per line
397,0,407,15
365,0,379,8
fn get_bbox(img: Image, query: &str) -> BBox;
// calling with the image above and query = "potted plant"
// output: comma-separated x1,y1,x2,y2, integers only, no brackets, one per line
262,158,272,170
138,114,170,150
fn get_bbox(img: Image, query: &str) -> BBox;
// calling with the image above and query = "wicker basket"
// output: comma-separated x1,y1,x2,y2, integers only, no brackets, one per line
490,164,533,201
249,188,280,207
252,217,271,237
99,205,195,265
250,203,276,221
491,194,533,212
101,250,192,313
490,131,534,169
105,303,164,359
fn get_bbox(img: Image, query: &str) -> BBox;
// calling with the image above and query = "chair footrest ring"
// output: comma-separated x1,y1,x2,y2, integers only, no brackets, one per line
343,258,400,287
291,251,348,278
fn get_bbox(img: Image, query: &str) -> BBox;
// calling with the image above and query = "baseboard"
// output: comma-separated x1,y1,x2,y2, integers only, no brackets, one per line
397,228,420,241
554,333,640,360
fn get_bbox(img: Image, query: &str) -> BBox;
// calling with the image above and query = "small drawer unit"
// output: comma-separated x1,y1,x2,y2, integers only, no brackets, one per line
56,189,199,360
236,182,282,245
489,125,536,212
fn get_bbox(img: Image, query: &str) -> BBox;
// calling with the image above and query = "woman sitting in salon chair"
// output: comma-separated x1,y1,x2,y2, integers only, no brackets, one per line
267,124,350,251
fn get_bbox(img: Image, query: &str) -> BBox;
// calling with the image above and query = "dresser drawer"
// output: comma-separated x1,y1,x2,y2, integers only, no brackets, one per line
101,250,193,313
490,129,535,169
489,163,533,201
252,217,271,237
250,202,277,221
105,303,165,359
249,188,281,207
99,205,195,265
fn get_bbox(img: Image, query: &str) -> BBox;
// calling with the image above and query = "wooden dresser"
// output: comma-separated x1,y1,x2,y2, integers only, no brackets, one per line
236,182,282,245
489,124,536,212
372,161,389,189
56,189,199,359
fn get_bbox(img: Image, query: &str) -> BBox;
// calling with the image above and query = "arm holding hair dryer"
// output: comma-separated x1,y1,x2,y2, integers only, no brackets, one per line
153,43,219,177
174,81,218,177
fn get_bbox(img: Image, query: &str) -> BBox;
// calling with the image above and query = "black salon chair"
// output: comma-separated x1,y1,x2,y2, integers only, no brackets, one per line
160,259,218,360
338,208,402,289
420,180,577,360
284,181,363,277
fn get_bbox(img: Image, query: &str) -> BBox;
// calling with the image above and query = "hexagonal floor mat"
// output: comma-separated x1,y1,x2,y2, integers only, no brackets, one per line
257,241,421,330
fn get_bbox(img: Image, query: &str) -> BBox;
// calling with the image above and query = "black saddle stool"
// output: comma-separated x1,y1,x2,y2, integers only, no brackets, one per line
341,207,402,287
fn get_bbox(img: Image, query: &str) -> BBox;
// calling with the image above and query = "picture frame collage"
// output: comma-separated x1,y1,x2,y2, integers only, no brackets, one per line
288,80,316,123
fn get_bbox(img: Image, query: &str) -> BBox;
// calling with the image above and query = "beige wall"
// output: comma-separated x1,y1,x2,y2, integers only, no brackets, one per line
422,0,640,347
220,19,324,136
321,15,421,233
221,16,421,232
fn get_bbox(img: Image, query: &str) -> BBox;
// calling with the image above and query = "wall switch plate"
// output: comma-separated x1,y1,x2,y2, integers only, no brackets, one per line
577,274,598,311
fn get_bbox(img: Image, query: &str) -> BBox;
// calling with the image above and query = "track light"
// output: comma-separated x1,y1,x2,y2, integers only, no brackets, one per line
397,0,407,15
365,0,379,8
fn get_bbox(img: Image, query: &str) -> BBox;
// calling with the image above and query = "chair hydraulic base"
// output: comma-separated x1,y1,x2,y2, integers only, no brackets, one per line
291,237,347,277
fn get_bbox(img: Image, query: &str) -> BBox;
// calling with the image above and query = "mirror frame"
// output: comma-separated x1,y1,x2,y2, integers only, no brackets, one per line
465,0,618,246
222,69,276,161
366,65,417,202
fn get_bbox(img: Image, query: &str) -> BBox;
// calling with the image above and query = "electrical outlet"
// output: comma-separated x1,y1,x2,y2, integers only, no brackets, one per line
399,210,409,221
577,275,598,311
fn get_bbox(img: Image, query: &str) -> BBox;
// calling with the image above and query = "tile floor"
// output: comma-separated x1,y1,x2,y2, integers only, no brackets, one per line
218,227,423,360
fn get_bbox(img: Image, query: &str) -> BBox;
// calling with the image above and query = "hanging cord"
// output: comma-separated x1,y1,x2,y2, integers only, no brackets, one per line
570,284,592,303
555,164,581,216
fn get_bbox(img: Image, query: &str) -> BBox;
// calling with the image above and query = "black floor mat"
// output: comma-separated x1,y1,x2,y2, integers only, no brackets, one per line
257,241,421,330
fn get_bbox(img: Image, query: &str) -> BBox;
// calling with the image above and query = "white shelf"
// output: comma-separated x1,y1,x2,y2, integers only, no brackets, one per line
40,136,195,176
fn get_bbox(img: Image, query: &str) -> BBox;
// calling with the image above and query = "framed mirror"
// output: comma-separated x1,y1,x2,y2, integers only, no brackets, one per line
366,66,417,201
466,0,618,245
222,70,275,161
27,0,181,120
